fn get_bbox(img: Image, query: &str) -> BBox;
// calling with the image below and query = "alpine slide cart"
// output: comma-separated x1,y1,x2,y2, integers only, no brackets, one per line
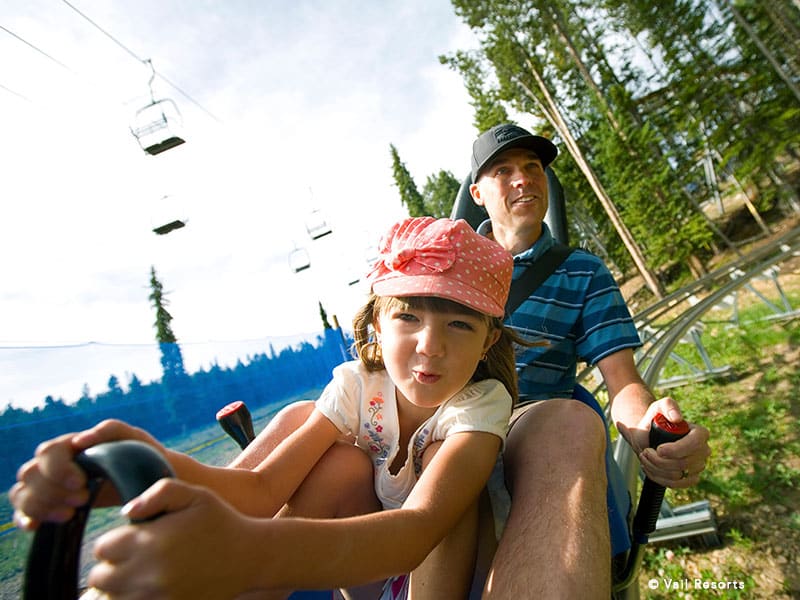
23,168,800,600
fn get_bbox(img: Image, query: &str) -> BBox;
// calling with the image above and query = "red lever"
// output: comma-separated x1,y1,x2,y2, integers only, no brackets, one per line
652,413,690,437
216,401,255,450
632,414,690,541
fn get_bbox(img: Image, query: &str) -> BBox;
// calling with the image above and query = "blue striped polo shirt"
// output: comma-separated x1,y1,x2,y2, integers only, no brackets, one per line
479,221,642,400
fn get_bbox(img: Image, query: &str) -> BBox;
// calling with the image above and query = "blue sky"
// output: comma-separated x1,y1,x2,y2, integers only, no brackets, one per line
0,0,483,409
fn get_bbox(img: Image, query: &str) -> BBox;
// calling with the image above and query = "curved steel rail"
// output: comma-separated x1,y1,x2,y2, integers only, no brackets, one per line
609,226,800,596
582,225,800,387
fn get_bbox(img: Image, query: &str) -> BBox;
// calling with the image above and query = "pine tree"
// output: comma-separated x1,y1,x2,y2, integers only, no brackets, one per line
389,144,426,216
422,170,461,218
444,0,799,294
445,2,665,297
148,266,186,382
318,301,332,330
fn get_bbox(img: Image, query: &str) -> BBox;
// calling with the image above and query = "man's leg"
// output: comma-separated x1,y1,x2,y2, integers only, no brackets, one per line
483,399,610,599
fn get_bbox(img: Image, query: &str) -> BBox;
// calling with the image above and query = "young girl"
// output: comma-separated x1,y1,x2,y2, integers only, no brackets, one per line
12,216,520,599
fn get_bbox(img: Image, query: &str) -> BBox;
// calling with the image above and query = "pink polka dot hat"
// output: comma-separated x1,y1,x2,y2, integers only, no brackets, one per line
367,217,512,318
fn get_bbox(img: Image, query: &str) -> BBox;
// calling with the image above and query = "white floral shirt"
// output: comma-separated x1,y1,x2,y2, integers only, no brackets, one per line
316,360,512,509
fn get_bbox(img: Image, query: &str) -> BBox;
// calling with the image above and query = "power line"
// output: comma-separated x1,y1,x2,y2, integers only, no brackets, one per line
60,0,220,122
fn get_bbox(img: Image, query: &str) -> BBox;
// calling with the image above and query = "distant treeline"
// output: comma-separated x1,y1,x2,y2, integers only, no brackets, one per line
0,329,352,488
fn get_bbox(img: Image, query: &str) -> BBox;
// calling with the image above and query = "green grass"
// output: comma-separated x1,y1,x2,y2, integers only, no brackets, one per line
639,293,800,598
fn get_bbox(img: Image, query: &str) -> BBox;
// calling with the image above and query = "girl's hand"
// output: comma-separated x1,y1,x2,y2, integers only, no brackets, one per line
624,398,711,488
10,420,166,529
88,479,260,599
10,432,90,530
72,419,166,455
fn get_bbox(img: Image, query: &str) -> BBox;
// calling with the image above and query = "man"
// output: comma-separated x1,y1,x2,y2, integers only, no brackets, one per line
468,123,711,598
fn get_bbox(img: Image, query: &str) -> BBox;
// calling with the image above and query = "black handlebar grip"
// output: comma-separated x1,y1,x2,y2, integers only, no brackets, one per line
216,401,255,450
23,440,175,600
631,413,690,542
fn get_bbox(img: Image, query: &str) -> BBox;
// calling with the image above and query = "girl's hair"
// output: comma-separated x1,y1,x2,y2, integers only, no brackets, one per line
352,294,529,405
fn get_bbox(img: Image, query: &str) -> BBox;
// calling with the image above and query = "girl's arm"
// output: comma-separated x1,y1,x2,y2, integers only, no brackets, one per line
153,409,342,517
116,429,501,594
13,410,341,526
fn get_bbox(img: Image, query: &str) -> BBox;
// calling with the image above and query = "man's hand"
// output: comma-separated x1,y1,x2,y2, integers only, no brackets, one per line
620,397,711,488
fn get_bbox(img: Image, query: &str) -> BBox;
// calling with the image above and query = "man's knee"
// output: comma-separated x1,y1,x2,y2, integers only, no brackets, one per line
504,399,607,485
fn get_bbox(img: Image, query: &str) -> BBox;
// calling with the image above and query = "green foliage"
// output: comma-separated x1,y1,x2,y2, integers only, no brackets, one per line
389,144,425,216
444,0,800,279
149,266,178,344
148,266,186,381
640,302,800,595
318,301,332,330
422,170,461,218
389,145,460,217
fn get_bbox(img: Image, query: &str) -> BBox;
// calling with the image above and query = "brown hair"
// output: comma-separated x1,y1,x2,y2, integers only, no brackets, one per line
352,294,532,405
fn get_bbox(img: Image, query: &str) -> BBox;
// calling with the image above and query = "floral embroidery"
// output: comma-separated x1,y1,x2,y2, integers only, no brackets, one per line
363,392,390,465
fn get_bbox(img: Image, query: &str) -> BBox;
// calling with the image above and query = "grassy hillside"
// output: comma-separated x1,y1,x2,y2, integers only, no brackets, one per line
636,274,799,597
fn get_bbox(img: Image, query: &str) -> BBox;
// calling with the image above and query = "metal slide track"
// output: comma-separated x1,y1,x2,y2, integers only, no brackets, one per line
607,225,800,598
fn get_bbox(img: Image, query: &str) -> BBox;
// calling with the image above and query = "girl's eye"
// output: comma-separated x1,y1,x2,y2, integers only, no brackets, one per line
450,320,475,331
396,312,418,322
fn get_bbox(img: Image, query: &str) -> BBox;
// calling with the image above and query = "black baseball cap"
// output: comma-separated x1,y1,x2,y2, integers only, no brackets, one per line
471,124,558,182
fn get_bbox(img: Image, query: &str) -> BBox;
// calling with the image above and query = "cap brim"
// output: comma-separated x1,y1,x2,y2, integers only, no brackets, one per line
372,275,506,318
473,135,557,181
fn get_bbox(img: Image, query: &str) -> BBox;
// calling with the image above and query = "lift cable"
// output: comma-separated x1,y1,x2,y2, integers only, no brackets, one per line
61,0,142,63
60,0,220,122
0,24,73,71
0,81,33,103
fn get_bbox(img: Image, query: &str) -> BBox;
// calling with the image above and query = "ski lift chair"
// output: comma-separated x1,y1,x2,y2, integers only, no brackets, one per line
305,209,333,240
130,97,186,156
152,218,187,235
451,169,650,599
150,195,187,236
129,60,186,156
289,245,311,273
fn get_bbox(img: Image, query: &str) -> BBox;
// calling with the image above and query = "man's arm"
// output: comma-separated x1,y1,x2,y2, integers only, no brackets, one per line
598,348,710,487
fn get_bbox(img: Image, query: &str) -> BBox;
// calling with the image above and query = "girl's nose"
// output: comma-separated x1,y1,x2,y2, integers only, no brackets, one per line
416,326,445,357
